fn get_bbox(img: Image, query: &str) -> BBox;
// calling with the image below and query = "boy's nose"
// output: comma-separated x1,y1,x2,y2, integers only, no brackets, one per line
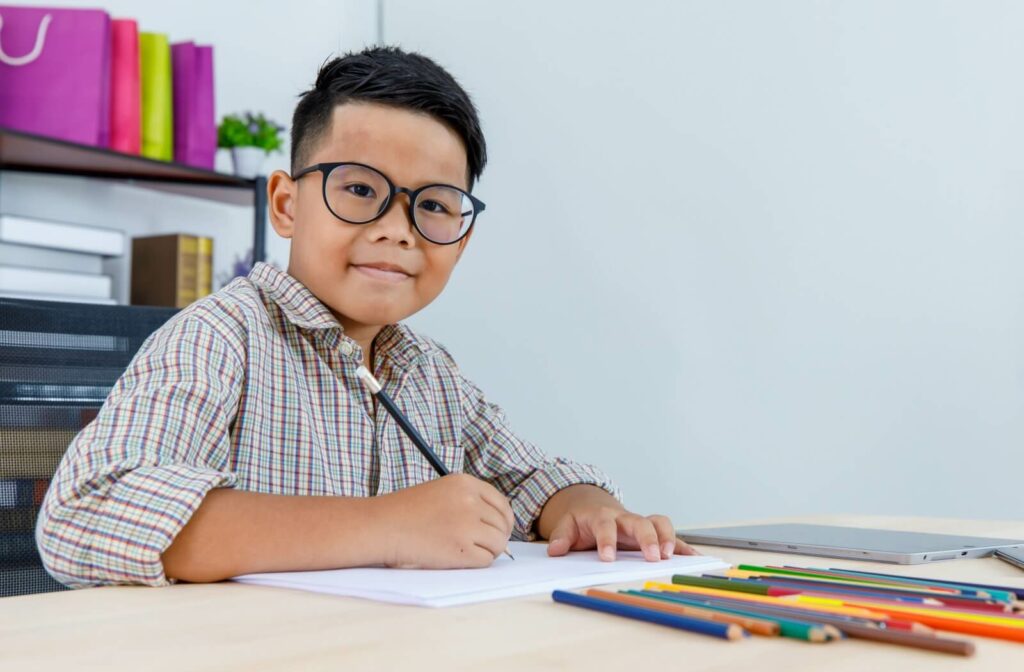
368,194,417,246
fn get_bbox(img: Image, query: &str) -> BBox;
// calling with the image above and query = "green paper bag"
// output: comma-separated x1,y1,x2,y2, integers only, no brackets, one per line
139,32,173,161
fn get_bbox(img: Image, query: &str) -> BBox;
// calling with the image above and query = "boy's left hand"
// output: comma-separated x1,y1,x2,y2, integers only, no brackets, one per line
538,484,699,562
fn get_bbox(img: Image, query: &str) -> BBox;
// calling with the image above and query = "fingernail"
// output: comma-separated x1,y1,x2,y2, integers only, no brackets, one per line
662,542,675,558
644,544,660,561
599,546,615,561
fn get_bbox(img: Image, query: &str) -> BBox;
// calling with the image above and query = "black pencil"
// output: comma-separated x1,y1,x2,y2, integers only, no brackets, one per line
355,365,515,560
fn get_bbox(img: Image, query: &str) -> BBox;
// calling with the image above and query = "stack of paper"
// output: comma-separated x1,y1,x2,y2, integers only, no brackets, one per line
233,542,729,607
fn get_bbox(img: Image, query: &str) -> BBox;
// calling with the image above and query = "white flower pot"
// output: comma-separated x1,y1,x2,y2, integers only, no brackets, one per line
231,146,266,178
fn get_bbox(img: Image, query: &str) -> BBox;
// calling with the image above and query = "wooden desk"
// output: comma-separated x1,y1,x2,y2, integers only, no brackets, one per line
3,516,1022,671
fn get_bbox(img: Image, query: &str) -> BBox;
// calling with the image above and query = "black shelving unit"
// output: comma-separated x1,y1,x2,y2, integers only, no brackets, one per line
0,125,267,264
0,127,269,596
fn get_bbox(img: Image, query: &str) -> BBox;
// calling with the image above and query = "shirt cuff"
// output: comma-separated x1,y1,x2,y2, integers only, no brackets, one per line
38,465,236,588
507,457,621,542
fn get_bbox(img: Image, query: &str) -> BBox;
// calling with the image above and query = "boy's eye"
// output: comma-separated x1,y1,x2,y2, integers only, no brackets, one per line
345,183,376,199
418,199,451,215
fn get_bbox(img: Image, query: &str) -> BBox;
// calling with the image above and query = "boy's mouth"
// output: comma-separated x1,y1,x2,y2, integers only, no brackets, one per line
351,262,413,283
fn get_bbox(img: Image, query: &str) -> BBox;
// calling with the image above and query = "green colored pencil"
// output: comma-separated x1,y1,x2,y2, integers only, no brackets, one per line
672,575,774,595
627,590,833,642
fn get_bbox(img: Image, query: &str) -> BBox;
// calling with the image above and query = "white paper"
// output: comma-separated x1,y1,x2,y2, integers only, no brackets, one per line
232,542,729,607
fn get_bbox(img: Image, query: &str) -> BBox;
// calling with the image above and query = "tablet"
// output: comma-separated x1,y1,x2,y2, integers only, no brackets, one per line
676,523,1024,564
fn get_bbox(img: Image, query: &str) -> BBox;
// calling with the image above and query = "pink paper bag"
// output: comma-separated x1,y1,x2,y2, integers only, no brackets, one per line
109,18,140,154
0,6,111,146
172,41,216,169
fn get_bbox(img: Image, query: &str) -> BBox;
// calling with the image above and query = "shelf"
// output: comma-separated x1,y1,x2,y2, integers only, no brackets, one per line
0,125,257,206
0,125,268,263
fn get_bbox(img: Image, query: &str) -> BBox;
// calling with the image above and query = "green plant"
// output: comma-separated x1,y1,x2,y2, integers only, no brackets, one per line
217,112,285,154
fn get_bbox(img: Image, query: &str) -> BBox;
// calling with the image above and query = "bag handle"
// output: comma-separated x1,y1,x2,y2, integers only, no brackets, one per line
0,13,53,67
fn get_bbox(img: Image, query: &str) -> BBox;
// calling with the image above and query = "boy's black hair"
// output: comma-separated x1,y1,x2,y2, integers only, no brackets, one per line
290,45,487,189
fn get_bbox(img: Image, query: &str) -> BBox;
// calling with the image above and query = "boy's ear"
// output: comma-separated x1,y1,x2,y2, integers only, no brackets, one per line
268,169,297,239
454,226,474,261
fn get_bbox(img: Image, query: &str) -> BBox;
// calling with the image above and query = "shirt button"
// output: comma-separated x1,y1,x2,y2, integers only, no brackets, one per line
339,341,354,356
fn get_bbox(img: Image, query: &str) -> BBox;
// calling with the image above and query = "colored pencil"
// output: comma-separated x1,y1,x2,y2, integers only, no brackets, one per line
644,581,889,619
630,590,837,642
822,567,1022,602
820,570,1024,601
637,589,909,634
717,573,1010,612
778,566,1012,603
671,575,800,596
584,589,780,636
705,575,945,605
737,564,972,597
634,590,973,654
551,590,747,640
790,595,1024,643
795,595,1024,628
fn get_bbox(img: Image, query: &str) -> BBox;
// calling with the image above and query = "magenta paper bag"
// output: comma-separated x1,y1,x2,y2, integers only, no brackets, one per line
0,6,111,146
172,41,216,169
109,18,140,154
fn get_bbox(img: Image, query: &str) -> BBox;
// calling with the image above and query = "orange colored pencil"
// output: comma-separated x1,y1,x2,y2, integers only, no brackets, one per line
586,589,779,636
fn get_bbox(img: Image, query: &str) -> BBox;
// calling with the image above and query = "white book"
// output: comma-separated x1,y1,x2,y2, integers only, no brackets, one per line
0,241,104,275
0,265,112,299
0,290,116,305
233,542,729,608
0,214,125,256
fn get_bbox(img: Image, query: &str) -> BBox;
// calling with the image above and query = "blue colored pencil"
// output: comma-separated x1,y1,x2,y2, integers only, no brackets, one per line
821,567,1023,602
551,590,747,640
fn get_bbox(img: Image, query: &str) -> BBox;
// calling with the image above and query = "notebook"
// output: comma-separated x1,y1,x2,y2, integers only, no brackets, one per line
232,542,729,607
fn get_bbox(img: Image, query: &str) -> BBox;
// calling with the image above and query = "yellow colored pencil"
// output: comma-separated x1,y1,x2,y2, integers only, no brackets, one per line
796,595,1024,629
643,581,888,619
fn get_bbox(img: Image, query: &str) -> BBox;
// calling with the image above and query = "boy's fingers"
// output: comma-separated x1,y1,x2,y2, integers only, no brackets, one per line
675,538,701,555
546,515,578,557
478,486,515,535
623,516,661,562
592,516,618,561
647,515,678,559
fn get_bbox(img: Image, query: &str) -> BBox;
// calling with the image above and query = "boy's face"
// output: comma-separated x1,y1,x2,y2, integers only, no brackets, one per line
268,102,472,334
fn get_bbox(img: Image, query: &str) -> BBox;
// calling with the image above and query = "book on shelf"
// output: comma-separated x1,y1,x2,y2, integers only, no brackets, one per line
131,233,213,308
0,242,104,276
0,290,116,305
0,266,113,300
0,215,125,256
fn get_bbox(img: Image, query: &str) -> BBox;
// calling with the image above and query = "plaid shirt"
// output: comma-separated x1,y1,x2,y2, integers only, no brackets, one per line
36,262,618,588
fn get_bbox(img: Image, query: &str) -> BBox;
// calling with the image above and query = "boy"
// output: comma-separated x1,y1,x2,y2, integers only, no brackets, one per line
37,46,693,587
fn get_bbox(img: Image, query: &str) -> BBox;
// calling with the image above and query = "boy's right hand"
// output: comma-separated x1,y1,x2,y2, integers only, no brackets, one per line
375,473,514,569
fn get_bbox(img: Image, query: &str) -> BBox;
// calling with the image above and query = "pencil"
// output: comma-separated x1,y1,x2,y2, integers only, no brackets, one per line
355,365,515,561
644,581,887,619
631,590,835,642
551,590,748,640
585,589,780,636
718,573,1010,612
821,567,1021,602
648,591,974,656
635,588,929,634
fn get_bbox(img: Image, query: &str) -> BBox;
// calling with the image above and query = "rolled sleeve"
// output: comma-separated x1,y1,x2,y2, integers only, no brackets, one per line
455,372,620,541
35,310,244,588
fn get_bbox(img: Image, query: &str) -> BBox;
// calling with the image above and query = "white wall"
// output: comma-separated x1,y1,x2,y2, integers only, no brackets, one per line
4,1,1021,525
386,0,1024,524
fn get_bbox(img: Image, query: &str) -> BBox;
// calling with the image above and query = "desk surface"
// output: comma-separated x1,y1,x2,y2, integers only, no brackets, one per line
3,515,1023,671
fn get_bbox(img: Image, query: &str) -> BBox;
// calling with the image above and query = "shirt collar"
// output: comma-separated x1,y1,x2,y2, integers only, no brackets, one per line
248,262,340,331
247,262,438,367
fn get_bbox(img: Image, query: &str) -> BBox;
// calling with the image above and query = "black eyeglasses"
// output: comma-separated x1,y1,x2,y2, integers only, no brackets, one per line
292,162,486,245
